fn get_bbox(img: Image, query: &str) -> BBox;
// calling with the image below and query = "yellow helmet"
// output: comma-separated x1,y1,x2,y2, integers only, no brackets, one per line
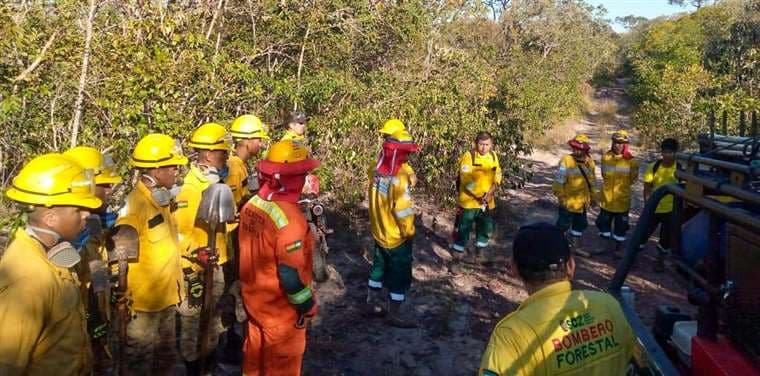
230,115,270,140
259,140,319,175
188,122,230,151
390,129,414,143
131,133,188,168
611,130,630,143
379,118,405,136
64,146,123,185
573,134,590,144
6,153,102,209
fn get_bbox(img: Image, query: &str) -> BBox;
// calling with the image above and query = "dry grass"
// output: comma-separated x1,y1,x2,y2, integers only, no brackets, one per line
533,118,582,149
594,99,618,126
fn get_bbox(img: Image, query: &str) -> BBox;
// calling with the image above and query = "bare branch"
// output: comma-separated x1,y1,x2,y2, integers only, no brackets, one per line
70,0,98,148
12,30,59,84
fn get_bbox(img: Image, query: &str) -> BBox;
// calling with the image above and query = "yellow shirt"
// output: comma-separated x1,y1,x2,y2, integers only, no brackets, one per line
458,151,502,209
227,155,249,207
116,181,184,312
174,165,231,271
480,281,635,376
368,166,416,249
553,155,596,213
643,161,679,213
0,229,92,375
281,130,306,144
600,151,639,213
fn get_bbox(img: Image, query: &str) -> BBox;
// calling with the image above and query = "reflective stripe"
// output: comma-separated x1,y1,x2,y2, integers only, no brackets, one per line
603,165,631,174
452,243,465,252
569,230,583,237
390,293,405,302
368,279,383,288
395,208,413,219
249,195,289,229
476,241,489,248
613,234,627,242
599,232,611,238
288,287,313,305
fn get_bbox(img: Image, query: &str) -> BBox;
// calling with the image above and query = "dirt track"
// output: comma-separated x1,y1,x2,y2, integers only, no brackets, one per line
297,79,692,375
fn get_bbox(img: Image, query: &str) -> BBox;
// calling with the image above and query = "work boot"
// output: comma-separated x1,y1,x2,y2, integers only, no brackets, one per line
366,288,387,317
387,300,418,329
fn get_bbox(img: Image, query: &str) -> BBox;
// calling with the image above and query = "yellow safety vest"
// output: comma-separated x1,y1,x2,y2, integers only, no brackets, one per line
553,155,596,213
0,229,93,375
644,161,679,214
116,181,184,312
174,165,232,272
458,151,502,210
480,281,636,376
600,151,639,213
368,166,416,249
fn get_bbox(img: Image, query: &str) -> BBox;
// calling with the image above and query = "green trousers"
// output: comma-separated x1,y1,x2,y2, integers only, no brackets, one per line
452,207,494,252
368,241,413,301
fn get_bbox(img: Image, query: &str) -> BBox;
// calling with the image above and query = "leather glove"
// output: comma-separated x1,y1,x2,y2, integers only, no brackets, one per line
184,269,204,309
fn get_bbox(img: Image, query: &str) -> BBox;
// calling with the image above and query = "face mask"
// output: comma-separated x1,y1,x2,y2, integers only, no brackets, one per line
201,165,228,184
143,174,178,207
26,226,82,268
247,173,260,192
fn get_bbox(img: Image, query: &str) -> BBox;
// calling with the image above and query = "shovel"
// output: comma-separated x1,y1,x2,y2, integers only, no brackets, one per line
196,183,235,374
107,224,139,376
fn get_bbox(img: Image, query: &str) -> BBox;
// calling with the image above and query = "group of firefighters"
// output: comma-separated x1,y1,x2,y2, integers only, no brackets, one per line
0,109,679,376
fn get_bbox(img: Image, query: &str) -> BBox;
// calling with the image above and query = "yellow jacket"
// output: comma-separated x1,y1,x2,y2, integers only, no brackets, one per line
368,167,416,249
553,155,596,213
480,281,635,376
227,154,249,207
0,229,92,375
281,130,306,144
643,161,679,214
458,151,502,209
116,180,184,312
174,165,232,272
599,151,639,213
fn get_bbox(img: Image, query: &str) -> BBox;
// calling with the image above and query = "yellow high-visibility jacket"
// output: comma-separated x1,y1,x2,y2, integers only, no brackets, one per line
281,130,306,144
227,155,249,207
479,281,636,376
174,165,232,272
599,151,639,213
553,155,596,213
368,167,415,249
458,151,502,210
0,229,93,375
116,180,184,312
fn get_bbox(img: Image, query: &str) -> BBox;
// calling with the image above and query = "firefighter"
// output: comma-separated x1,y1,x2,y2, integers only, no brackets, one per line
227,114,270,206
479,222,636,375
452,131,502,263
224,115,270,361
595,130,638,258
0,153,101,375
238,140,320,375
174,122,233,374
281,110,308,144
63,146,123,372
366,129,419,328
553,134,596,254
116,133,186,375
378,118,417,187
643,138,680,272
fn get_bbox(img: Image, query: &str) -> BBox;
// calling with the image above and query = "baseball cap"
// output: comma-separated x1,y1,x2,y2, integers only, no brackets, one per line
512,222,570,273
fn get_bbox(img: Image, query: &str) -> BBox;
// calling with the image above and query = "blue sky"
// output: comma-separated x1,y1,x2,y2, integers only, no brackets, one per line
586,0,697,32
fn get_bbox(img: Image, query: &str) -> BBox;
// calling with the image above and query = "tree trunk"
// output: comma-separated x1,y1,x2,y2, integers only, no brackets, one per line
70,0,97,148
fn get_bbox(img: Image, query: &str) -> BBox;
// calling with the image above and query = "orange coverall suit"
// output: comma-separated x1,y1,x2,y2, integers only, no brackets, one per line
238,194,316,375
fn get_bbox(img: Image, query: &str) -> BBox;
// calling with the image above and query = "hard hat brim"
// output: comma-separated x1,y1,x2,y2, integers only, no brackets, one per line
6,189,103,210
130,154,188,169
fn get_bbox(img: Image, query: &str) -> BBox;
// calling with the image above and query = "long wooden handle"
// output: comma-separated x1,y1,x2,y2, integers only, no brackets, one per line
198,222,218,374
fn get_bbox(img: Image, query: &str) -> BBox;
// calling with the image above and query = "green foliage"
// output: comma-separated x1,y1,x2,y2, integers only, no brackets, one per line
0,0,615,212
624,0,758,147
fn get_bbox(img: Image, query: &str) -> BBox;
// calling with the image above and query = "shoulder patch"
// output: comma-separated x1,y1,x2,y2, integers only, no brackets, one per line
176,200,189,209
286,240,302,253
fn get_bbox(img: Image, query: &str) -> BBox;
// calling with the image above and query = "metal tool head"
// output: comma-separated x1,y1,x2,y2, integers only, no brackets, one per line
197,183,236,225
107,224,139,262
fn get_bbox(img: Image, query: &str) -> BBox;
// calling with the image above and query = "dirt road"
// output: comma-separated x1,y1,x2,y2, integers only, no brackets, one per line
297,80,691,375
